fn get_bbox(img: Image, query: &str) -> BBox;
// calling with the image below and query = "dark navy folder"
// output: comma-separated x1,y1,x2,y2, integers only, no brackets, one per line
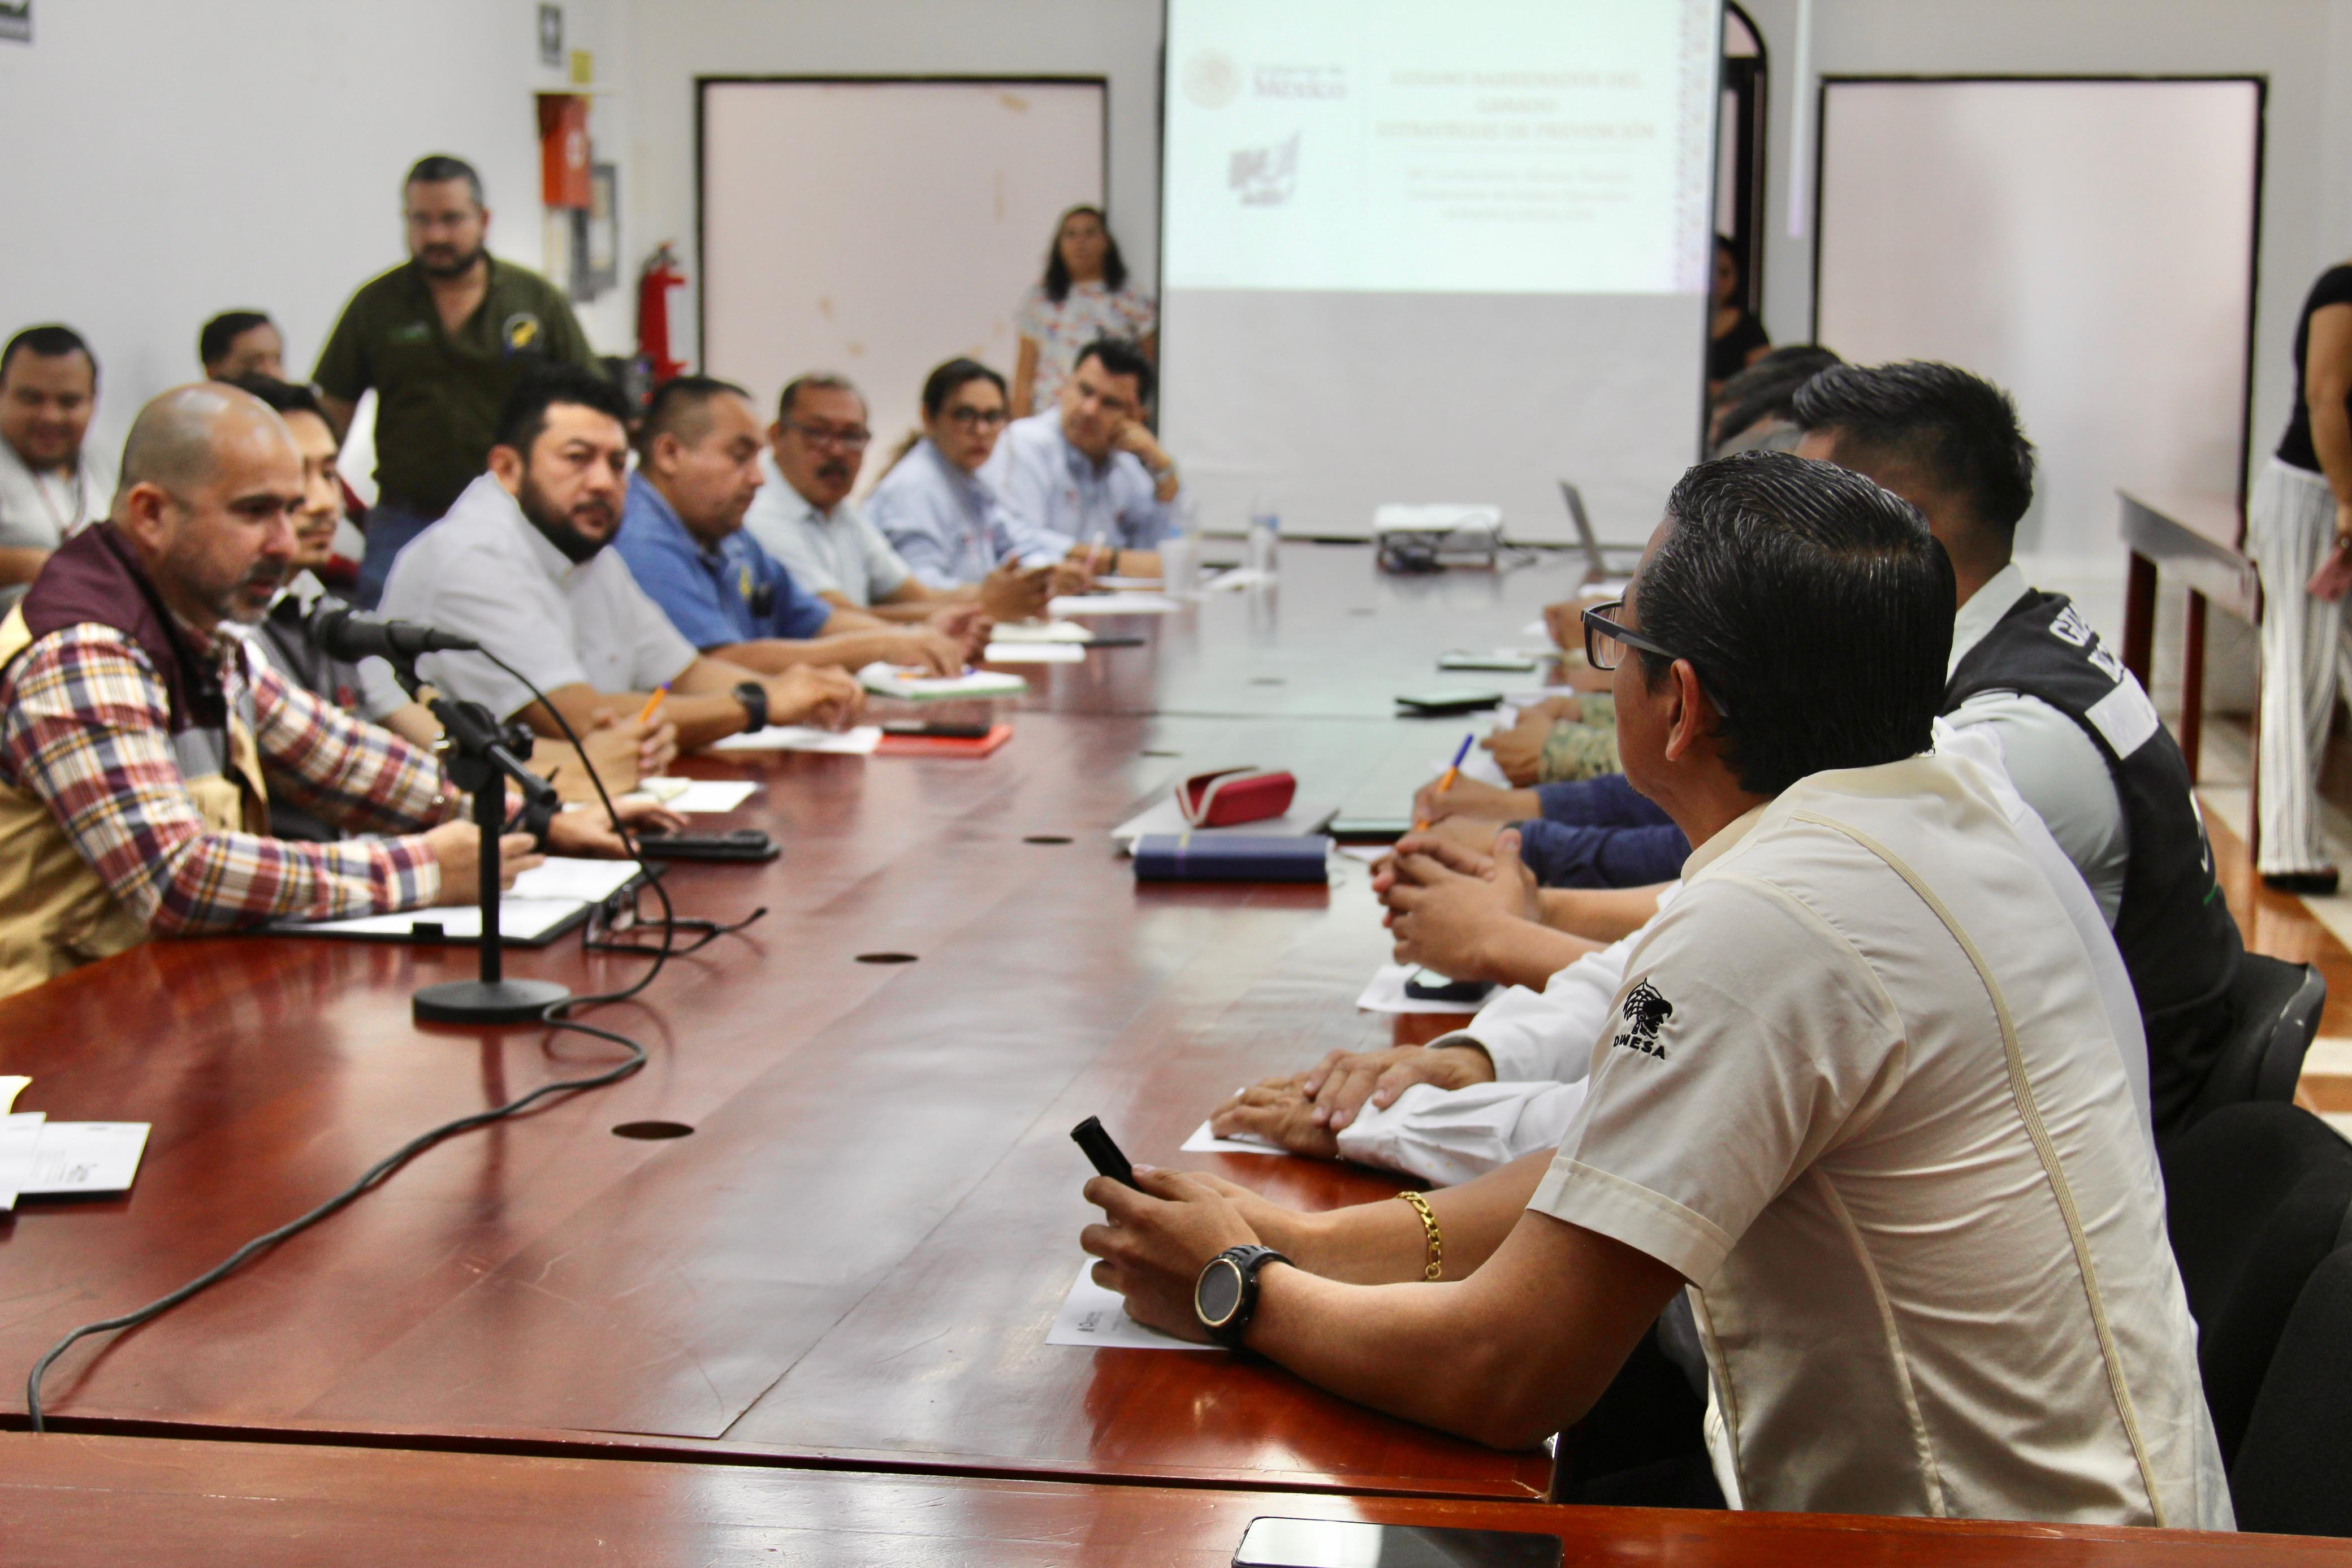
1132,833,1331,883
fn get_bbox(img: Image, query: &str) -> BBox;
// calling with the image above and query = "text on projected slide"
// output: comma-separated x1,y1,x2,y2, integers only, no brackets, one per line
1165,0,1719,296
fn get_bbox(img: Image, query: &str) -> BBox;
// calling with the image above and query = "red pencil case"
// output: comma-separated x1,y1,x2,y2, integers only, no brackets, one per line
1174,766,1297,828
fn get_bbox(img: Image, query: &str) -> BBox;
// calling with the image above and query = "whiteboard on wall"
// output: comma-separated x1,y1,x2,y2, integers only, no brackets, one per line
1814,79,2260,565
699,79,1106,483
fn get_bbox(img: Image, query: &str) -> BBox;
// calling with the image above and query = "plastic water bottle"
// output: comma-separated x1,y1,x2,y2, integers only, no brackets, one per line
1247,491,1281,578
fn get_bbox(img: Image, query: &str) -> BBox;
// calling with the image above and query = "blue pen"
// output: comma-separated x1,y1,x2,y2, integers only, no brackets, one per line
1417,733,1476,829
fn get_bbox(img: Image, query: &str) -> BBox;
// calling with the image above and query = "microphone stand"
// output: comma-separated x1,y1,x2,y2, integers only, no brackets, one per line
388,656,572,1025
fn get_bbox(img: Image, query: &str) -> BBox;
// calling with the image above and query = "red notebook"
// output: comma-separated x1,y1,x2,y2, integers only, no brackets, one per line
875,724,1014,758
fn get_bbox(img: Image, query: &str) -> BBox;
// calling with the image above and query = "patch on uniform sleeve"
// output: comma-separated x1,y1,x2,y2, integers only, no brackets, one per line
502,312,544,354
2085,675,2160,758
1612,978,1675,1060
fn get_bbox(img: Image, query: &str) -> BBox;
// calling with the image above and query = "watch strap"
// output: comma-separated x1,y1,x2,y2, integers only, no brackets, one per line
733,679,769,735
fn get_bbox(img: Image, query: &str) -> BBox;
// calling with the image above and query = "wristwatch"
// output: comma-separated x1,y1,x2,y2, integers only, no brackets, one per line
1195,1244,1289,1349
733,679,769,735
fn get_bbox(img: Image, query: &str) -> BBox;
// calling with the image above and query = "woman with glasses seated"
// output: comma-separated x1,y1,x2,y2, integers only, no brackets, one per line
867,358,1091,597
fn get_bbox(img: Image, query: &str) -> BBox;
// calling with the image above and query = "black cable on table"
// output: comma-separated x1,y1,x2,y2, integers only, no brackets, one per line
24,652,751,1430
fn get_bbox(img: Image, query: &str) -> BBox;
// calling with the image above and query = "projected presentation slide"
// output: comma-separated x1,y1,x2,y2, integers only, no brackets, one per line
1165,0,1718,296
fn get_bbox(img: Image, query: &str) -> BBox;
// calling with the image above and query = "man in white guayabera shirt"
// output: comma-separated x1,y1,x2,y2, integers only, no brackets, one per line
1079,451,2229,1528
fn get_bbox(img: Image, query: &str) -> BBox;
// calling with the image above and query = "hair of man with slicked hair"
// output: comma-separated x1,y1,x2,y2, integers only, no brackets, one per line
776,370,864,426
637,374,753,455
1636,449,1956,797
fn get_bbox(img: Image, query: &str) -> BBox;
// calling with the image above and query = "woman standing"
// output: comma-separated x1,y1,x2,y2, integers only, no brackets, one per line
2250,261,2352,891
1011,206,1156,417
1706,235,1771,398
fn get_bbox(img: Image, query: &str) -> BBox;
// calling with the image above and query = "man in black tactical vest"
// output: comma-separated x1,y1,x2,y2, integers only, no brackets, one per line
1794,362,2241,1131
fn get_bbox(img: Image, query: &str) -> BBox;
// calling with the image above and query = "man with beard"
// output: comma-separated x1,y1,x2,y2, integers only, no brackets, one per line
314,154,601,607
0,384,544,1000
382,366,864,752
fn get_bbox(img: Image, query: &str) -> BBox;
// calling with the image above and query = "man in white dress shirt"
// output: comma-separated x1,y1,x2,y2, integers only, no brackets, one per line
1084,452,2229,1527
979,338,1182,571
745,370,1049,625
383,365,862,753
0,325,117,613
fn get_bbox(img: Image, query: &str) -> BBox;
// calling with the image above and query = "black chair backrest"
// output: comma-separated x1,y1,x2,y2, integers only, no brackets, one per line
2232,1244,2352,1535
2161,1101,2352,1462
2184,954,2325,1127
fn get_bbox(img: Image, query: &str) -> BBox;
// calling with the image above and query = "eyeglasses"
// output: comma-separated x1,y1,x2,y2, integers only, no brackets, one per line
1581,601,1732,716
942,407,1007,430
784,421,872,451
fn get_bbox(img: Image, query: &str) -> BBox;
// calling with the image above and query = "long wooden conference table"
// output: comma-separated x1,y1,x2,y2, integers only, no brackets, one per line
0,543,2338,1562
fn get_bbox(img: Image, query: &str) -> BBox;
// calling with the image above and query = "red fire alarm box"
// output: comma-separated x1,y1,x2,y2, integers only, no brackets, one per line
537,94,591,209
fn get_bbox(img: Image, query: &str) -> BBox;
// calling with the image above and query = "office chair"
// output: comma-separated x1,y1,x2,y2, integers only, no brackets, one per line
2181,953,2327,1129
2162,1101,2352,1462
2231,1244,2352,1535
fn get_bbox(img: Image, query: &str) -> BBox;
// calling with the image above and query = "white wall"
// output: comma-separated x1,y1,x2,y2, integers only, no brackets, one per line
0,0,635,469
1735,1,2346,554
620,0,1166,392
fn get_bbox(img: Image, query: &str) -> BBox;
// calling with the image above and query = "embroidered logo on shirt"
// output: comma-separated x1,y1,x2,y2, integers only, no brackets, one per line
503,313,544,353
1612,979,1674,1060
390,321,431,344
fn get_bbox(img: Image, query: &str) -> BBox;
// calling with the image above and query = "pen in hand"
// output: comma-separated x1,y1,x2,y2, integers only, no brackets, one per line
1415,733,1477,831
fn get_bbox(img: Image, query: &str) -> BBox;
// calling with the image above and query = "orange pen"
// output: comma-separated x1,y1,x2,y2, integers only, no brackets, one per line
635,685,669,725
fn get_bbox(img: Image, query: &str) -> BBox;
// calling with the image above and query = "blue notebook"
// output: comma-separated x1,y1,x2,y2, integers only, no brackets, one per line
1132,833,1330,884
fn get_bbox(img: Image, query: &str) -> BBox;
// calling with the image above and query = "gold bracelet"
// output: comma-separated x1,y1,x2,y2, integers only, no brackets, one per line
1397,1190,1443,1281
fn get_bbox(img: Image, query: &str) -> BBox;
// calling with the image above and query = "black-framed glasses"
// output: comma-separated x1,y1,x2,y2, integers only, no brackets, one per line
942,406,1007,430
1581,601,1731,716
783,421,872,451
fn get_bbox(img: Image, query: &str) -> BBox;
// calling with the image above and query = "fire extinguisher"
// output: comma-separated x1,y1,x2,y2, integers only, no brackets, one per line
637,242,686,386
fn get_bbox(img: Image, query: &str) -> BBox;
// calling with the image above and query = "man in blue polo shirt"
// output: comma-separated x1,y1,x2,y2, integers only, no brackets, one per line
613,377,972,677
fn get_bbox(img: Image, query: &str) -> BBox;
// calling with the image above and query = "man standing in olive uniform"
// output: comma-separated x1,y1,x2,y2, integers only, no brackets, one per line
314,154,601,606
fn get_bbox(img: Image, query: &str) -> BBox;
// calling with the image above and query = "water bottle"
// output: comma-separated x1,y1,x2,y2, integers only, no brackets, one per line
1246,491,1281,578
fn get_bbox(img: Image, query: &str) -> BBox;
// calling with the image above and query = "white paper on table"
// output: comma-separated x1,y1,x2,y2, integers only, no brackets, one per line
857,662,1028,699
710,724,884,754
22,1121,148,1196
1356,963,1488,1016
508,857,642,903
1094,575,1164,591
630,779,758,813
0,1111,46,1210
987,618,1093,644
1048,592,1183,617
983,642,1086,665
1335,843,1387,864
1181,1119,1291,1156
1199,568,1270,593
1046,1259,1219,1352
0,1076,27,1115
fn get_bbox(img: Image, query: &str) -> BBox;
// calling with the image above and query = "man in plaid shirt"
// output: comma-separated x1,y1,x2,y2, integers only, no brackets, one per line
0,383,544,1000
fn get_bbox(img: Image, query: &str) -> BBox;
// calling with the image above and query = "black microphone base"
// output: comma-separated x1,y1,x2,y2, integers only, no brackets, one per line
413,978,572,1026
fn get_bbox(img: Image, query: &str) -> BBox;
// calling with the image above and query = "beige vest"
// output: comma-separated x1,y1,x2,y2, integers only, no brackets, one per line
0,607,269,1000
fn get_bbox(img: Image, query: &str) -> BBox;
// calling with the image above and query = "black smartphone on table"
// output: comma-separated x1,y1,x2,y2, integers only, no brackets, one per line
1233,1517,1562,1567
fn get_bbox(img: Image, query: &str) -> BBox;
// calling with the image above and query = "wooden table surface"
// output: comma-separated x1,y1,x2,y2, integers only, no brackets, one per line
0,545,1570,1500
8,1431,2340,1567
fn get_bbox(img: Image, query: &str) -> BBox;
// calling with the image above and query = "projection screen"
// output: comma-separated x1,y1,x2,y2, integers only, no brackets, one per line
1160,0,1722,541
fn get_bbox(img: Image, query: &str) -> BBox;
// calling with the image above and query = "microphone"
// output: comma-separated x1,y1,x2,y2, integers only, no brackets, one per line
306,601,480,662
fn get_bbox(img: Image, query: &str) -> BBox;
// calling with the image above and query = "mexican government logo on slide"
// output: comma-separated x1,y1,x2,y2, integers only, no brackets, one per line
1184,49,1243,109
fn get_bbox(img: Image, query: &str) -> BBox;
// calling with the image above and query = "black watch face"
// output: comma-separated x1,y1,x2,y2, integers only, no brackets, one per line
1197,1257,1244,1326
